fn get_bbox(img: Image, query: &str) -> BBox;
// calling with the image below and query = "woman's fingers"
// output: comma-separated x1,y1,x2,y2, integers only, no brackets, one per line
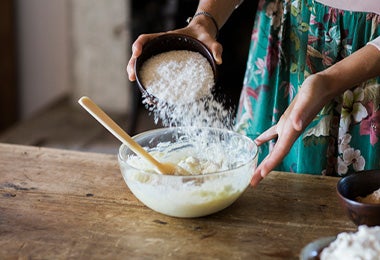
251,141,290,186
254,125,278,146
126,33,166,81
250,171,263,186
127,57,137,81
260,131,295,175
251,116,301,186
251,134,294,187
210,41,223,64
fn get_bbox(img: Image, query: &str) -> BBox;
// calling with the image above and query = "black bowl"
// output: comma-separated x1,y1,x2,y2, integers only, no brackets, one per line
134,33,218,102
336,170,380,226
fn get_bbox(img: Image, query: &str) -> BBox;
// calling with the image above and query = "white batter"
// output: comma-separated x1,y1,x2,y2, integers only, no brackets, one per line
121,139,257,217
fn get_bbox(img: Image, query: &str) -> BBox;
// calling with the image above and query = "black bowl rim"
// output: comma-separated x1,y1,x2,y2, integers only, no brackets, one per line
336,170,380,207
134,33,218,103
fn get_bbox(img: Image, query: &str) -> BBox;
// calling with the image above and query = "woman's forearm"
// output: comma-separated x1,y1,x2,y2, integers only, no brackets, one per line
188,0,247,38
319,44,380,99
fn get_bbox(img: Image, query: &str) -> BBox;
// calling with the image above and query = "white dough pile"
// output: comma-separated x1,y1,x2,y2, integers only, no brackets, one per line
320,225,380,260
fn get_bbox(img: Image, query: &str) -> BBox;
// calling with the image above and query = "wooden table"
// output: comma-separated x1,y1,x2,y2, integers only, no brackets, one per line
0,143,356,259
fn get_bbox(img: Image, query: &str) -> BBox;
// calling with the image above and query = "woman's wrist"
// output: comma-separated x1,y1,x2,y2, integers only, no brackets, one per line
187,12,219,39
191,0,242,37
313,71,344,100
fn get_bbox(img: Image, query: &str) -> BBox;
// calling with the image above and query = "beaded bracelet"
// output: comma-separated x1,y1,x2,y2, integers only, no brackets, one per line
186,11,219,39
235,0,245,9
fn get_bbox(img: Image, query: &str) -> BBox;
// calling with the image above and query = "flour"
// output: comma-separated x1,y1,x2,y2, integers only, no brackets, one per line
126,132,252,176
140,50,215,104
144,95,234,129
356,188,380,204
320,225,380,260
127,151,226,176
177,156,222,175
139,49,234,130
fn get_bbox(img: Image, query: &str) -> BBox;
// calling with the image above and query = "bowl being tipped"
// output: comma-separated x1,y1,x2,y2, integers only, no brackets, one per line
118,127,258,218
134,33,218,103
336,170,380,226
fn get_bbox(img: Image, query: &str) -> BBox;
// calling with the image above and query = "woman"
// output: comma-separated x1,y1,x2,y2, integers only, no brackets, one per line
127,0,380,186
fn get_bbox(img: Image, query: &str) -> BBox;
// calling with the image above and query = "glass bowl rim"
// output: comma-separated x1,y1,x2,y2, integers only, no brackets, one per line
118,127,258,178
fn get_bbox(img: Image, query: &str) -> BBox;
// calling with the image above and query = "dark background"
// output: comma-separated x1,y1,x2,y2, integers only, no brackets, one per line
0,0,18,132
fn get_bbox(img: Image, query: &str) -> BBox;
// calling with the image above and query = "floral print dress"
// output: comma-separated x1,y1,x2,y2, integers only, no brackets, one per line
235,0,380,176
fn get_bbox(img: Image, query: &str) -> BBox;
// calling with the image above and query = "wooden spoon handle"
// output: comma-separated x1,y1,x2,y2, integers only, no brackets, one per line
78,96,166,173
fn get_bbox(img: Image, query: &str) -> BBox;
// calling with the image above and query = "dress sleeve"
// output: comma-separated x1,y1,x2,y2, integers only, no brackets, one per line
367,36,380,51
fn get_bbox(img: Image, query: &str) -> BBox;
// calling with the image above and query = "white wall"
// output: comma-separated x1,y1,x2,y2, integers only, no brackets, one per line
16,0,132,119
70,0,132,113
16,0,70,119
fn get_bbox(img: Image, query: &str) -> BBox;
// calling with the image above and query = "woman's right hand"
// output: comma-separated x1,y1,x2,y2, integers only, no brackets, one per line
126,24,223,82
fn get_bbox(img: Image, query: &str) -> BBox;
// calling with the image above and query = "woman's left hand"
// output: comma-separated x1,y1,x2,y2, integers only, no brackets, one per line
250,73,333,186
250,43,380,186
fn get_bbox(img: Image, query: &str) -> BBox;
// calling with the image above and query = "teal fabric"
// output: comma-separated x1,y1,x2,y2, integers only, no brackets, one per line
235,0,380,176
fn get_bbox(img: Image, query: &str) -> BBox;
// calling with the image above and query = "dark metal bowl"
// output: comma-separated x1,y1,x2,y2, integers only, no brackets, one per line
336,170,380,226
134,33,218,103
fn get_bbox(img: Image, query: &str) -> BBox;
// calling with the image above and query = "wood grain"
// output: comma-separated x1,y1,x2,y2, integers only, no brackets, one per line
0,143,356,259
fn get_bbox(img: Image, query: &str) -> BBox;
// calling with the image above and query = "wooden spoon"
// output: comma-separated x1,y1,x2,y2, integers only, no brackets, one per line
78,96,189,175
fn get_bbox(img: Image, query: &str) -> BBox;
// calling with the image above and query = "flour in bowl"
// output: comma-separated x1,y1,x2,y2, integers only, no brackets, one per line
140,50,215,104
140,48,234,130
356,187,380,204
320,225,380,260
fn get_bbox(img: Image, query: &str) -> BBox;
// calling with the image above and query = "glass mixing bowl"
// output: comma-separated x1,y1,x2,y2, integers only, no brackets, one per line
118,127,258,218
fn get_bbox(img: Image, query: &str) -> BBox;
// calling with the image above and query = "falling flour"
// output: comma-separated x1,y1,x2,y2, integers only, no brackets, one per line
140,50,234,129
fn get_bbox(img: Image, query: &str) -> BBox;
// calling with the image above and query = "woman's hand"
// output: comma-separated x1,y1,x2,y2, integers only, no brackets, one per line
126,0,243,81
250,73,334,186
250,44,380,186
126,26,223,82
